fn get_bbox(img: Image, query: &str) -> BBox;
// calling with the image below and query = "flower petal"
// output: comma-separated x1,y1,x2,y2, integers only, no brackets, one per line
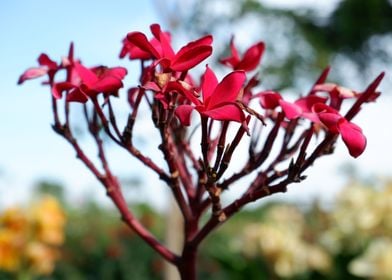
66,88,88,103
104,67,127,80
338,120,366,158
38,53,57,69
317,112,341,133
236,42,265,72
74,62,98,86
92,76,123,93
126,31,161,59
201,103,245,123
279,100,302,120
18,67,48,84
294,95,327,113
171,35,212,71
201,65,218,104
175,104,195,126
171,45,212,72
207,70,246,109
313,83,337,93
51,82,76,99
150,24,174,59
127,87,139,108
219,37,240,68
257,91,282,109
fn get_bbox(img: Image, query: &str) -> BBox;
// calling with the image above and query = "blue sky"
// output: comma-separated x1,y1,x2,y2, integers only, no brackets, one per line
1,0,391,210
0,0,161,207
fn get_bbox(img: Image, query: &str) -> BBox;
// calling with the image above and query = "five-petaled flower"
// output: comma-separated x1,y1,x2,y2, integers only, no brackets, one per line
258,91,367,158
125,24,213,72
175,66,246,126
65,62,127,103
18,54,59,84
220,37,265,72
313,103,366,158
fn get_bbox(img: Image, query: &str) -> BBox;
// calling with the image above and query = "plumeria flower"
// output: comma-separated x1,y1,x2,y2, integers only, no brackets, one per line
18,43,78,100
125,24,213,72
258,90,283,110
312,83,380,110
65,62,127,103
313,103,366,158
258,91,366,157
119,34,164,60
175,66,246,126
18,54,59,84
258,91,328,123
312,83,357,110
279,95,328,123
220,37,265,72
143,72,192,109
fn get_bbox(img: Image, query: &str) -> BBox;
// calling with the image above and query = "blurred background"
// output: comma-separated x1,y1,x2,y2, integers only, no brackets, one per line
1,0,391,279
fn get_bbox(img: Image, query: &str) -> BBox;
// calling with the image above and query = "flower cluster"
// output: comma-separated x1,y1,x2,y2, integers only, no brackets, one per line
18,23,384,279
237,205,331,278
322,180,392,278
19,24,382,160
0,196,66,275
236,180,392,278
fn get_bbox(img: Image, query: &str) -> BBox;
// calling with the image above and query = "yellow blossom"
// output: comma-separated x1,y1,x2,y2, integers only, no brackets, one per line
0,229,22,271
349,237,392,279
25,241,59,275
0,195,66,276
0,207,28,233
239,205,331,278
31,195,66,246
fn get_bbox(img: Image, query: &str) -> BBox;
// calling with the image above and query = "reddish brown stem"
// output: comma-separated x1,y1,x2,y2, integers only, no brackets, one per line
53,121,178,265
159,125,193,221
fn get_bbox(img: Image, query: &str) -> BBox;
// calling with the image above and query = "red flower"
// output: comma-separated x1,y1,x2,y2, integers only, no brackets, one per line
18,54,58,84
125,24,213,72
257,91,366,157
279,95,327,123
120,35,163,60
220,37,265,72
257,91,283,110
311,83,357,110
175,66,246,126
143,72,192,109
257,91,326,122
65,62,127,103
313,103,366,158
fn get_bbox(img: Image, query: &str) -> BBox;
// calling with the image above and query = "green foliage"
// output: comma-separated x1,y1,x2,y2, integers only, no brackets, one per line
52,202,164,280
165,0,391,90
3,178,391,279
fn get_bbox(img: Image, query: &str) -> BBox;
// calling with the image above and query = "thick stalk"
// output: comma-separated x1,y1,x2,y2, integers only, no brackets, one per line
177,215,199,280
178,246,197,280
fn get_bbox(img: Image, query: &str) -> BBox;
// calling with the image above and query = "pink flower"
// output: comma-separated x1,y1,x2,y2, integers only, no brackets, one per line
65,62,127,103
257,92,326,122
312,83,357,110
175,66,246,126
120,35,163,60
18,54,58,84
312,82,380,110
279,95,327,123
313,103,366,158
220,37,265,72
125,24,213,72
257,91,366,157
143,73,191,109
257,91,283,110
